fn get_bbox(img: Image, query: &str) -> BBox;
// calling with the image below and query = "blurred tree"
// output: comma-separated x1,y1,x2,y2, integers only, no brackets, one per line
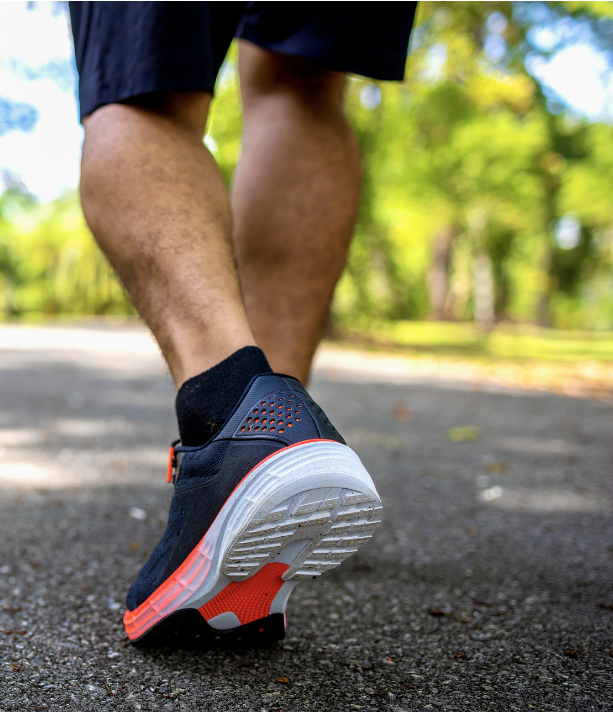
2,2,613,331
334,0,613,328
0,184,133,317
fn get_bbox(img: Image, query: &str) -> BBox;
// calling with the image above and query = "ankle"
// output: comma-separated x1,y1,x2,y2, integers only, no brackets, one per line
175,346,272,446
157,317,256,388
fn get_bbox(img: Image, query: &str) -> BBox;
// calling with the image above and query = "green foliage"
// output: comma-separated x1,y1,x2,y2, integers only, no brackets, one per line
338,318,613,363
206,44,243,187
0,188,133,316
1,2,613,331
333,0,613,330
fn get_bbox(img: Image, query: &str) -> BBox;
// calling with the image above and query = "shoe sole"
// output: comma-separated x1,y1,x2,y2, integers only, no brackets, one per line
124,439,382,646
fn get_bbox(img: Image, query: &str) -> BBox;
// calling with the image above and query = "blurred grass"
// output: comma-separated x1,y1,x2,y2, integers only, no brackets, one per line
329,320,613,401
337,320,613,363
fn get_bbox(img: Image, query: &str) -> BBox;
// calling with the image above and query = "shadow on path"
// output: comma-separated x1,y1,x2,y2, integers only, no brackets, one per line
1,338,612,711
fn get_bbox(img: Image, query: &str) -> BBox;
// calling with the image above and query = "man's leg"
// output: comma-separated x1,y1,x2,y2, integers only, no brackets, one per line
232,43,362,384
77,52,382,650
80,91,255,388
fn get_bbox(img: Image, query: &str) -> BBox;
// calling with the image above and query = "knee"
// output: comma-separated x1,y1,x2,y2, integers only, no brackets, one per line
239,42,346,116
84,91,211,140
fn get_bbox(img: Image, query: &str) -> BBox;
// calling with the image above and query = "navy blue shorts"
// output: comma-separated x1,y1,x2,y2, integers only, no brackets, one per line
69,1,418,120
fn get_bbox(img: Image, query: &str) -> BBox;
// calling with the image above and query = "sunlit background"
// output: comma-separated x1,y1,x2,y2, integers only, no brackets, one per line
2,1,613,381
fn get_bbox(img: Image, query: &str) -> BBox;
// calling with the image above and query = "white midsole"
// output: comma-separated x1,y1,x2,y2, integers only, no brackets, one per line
182,440,379,611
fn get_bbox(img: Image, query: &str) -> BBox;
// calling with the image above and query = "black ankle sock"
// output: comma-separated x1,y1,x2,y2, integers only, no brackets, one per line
175,346,272,446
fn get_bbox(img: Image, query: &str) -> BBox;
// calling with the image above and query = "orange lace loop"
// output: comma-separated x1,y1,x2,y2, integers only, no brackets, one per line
166,445,175,484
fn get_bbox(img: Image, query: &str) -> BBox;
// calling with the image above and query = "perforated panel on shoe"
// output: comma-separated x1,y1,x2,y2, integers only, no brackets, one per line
232,391,319,442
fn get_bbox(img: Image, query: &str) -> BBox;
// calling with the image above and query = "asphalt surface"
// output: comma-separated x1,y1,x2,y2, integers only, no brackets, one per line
0,324,612,712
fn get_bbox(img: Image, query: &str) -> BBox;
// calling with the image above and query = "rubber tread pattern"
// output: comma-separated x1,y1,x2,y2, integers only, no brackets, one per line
199,562,289,625
224,487,382,580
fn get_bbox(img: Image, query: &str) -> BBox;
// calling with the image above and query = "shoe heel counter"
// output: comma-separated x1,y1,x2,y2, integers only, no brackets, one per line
284,379,345,445
230,387,321,443
215,373,345,446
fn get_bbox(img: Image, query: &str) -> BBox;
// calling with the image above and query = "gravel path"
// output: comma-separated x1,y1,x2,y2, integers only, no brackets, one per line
1,324,612,712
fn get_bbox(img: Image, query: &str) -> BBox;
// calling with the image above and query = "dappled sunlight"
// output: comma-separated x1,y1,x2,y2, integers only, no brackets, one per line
0,320,170,382
53,417,131,438
480,486,609,513
5,323,612,401
1,322,160,356
0,323,166,377
493,436,573,455
0,445,169,490
0,419,130,445
360,321,613,362
0,460,58,486
332,321,613,401
0,427,45,446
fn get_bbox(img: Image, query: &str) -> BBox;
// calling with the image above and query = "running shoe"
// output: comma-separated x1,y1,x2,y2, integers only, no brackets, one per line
123,373,382,646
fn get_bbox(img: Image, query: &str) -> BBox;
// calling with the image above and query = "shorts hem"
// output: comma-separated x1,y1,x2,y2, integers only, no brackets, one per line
239,31,407,82
79,60,217,120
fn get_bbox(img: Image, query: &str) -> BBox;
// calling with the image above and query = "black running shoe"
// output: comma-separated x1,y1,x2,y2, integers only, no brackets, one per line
124,373,382,646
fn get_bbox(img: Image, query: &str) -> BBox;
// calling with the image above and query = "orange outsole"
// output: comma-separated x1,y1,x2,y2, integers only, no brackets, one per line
199,562,289,626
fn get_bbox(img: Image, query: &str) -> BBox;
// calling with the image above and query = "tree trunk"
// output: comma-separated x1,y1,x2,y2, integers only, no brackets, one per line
472,249,495,329
536,245,554,327
428,225,461,320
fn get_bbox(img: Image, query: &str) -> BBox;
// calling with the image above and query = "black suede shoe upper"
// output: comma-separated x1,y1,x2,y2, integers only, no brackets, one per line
126,374,344,611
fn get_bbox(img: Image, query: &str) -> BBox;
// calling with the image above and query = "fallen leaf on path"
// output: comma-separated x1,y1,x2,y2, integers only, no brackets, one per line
276,676,290,683
392,405,412,422
485,462,507,473
447,426,479,442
